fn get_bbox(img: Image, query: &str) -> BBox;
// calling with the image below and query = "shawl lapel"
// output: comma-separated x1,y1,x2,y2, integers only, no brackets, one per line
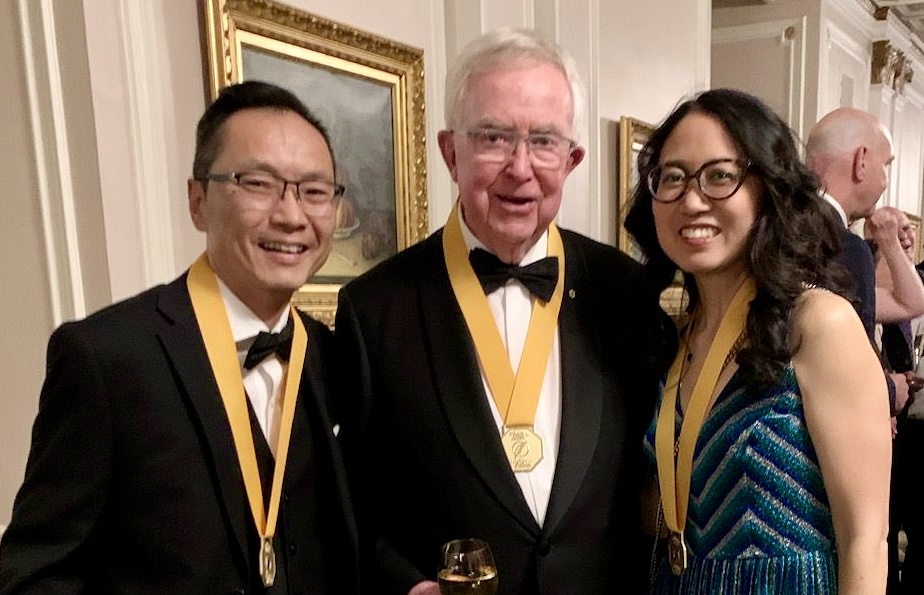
419,232,540,535
296,316,360,567
153,274,249,570
542,234,603,535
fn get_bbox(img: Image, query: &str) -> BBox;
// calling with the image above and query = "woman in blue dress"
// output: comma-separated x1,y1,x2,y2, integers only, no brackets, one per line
624,88,890,595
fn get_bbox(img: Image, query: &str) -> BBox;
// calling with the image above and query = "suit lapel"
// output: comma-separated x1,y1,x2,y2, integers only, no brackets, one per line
153,275,250,569
543,235,602,534
419,233,539,534
296,316,360,568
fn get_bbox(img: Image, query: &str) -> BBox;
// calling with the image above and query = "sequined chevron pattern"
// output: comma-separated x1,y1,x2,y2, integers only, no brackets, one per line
644,365,838,594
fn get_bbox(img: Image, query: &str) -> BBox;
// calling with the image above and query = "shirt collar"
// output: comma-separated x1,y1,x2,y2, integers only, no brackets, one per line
215,277,290,344
821,191,849,228
458,212,549,266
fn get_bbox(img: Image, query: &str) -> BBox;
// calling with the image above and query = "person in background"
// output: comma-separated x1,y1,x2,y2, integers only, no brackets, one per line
0,81,358,595
898,270,924,594
805,109,924,416
871,212,924,594
335,27,674,595
626,88,890,595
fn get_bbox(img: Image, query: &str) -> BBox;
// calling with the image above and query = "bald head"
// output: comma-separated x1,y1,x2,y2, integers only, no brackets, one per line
805,107,893,221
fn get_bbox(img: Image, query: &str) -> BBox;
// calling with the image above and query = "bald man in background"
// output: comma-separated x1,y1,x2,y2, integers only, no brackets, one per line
806,107,924,415
807,107,924,595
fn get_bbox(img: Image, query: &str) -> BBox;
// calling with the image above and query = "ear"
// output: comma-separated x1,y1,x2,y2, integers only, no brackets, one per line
438,130,459,182
188,178,208,232
852,146,868,182
564,145,586,173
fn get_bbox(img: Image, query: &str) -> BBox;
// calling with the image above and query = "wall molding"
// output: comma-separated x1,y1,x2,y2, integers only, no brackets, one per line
696,0,711,90
17,0,85,325
827,20,869,65
116,0,176,287
713,17,807,134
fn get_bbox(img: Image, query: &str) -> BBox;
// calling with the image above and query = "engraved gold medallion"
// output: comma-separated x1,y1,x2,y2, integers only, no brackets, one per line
668,531,688,576
260,537,277,587
501,426,543,472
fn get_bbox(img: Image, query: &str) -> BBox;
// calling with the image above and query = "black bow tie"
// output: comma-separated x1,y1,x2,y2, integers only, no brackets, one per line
243,318,294,370
468,248,559,302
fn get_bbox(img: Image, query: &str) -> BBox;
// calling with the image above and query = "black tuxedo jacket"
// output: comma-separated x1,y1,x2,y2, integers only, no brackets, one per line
0,274,358,595
839,229,876,342
335,229,672,595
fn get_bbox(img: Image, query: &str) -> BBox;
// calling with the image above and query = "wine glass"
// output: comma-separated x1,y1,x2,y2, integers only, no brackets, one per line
437,538,498,594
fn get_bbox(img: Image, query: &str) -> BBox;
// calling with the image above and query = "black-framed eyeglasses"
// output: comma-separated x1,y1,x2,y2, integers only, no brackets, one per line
458,128,577,169
198,171,345,214
647,159,751,204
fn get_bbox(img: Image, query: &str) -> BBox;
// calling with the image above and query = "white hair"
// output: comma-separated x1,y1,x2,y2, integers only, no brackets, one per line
443,27,586,141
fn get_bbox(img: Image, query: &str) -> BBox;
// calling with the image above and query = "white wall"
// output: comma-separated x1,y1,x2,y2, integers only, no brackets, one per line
0,0,709,526
712,0,924,219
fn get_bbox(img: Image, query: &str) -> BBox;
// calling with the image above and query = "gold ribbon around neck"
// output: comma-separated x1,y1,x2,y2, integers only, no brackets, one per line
655,278,755,575
187,254,307,587
442,205,565,472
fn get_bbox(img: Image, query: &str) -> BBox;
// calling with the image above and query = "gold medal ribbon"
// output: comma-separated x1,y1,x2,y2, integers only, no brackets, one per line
187,254,307,586
655,278,755,570
442,205,564,467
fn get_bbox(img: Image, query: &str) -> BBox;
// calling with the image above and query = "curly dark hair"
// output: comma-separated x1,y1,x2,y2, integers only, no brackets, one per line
624,88,852,390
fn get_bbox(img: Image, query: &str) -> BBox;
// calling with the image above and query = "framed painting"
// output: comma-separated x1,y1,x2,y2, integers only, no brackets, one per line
907,212,923,264
617,116,655,259
201,0,428,326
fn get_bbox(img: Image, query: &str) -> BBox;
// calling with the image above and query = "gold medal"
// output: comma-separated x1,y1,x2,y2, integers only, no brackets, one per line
260,537,276,587
501,426,543,472
442,206,564,476
187,256,306,593
667,531,688,576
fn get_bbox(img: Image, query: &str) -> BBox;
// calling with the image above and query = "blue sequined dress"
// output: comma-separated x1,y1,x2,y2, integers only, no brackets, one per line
644,365,837,595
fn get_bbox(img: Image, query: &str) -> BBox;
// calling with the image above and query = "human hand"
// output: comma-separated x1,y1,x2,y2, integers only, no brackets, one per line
906,370,924,393
891,371,912,414
867,207,903,249
408,580,440,595
866,207,914,256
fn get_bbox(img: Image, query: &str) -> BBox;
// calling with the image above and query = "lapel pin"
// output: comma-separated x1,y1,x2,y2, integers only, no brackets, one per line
568,289,576,299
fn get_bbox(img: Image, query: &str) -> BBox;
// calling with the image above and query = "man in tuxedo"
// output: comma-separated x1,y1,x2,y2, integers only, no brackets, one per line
336,28,672,595
806,108,924,414
0,81,357,594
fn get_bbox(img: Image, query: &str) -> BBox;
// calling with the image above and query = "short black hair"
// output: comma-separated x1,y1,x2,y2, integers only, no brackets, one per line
192,80,335,179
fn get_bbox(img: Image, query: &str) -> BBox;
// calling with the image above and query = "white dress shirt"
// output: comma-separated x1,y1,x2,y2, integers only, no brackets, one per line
459,219,562,526
821,191,849,228
217,278,290,457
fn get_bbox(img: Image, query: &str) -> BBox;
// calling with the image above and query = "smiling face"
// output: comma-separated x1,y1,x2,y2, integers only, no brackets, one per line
188,107,336,323
437,60,585,263
652,111,761,282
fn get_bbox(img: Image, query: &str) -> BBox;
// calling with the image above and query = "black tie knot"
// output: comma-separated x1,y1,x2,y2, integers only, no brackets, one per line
243,317,294,370
468,247,559,302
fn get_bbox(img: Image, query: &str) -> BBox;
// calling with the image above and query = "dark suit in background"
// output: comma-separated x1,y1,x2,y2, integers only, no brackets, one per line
840,230,877,341
336,230,669,595
0,276,358,594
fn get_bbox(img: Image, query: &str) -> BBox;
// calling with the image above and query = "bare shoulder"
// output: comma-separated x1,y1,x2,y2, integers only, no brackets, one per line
791,288,862,343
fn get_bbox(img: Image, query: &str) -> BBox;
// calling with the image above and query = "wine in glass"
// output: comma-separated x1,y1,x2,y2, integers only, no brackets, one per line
437,538,498,595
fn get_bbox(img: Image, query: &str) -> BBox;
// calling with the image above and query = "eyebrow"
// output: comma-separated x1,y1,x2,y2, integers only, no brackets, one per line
470,120,566,135
660,157,740,168
236,161,335,181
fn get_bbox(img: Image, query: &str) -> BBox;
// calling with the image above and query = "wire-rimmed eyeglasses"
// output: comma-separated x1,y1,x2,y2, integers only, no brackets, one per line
647,159,751,203
198,171,344,214
458,128,577,169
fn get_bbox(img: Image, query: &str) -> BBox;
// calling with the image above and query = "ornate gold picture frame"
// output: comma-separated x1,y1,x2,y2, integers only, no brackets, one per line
201,0,428,326
617,116,655,259
907,212,923,264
